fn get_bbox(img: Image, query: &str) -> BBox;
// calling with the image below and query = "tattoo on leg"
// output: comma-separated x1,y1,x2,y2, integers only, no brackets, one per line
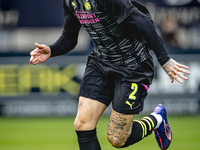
107,110,133,147
79,101,83,107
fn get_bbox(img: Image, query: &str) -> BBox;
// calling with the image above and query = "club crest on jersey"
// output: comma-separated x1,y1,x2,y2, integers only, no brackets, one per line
84,1,91,10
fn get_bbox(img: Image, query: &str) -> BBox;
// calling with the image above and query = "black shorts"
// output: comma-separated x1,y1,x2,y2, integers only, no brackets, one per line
78,56,154,114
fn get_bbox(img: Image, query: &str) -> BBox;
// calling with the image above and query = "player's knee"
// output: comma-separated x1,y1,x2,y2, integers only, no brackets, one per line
74,118,83,131
74,117,95,131
107,135,125,148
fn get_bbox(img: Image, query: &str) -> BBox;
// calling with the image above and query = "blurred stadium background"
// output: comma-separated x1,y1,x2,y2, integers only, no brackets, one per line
0,0,200,150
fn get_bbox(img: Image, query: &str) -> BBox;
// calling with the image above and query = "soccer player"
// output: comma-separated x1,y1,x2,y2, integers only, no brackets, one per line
30,0,190,149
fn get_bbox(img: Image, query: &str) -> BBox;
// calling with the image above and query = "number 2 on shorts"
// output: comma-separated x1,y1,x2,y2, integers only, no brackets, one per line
129,83,138,100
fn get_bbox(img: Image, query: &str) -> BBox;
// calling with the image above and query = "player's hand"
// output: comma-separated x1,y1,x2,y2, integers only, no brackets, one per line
29,43,51,65
162,58,191,84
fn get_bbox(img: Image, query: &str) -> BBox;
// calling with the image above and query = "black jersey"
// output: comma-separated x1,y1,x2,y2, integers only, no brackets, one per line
50,0,170,66
64,0,151,66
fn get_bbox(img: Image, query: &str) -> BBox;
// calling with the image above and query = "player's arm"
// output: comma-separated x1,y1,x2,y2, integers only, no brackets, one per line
30,2,81,65
125,8,170,66
49,7,81,57
125,9,190,83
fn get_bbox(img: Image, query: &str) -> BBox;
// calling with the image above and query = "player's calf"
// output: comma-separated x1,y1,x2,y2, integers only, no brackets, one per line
121,114,159,148
107,110,134,148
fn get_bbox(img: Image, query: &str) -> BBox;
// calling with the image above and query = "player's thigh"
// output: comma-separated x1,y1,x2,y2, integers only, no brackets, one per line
74,96,107,131
107,109,135,147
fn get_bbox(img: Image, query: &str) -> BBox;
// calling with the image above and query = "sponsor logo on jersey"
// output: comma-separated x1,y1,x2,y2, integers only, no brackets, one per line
72,2,76,8
74,12,100,24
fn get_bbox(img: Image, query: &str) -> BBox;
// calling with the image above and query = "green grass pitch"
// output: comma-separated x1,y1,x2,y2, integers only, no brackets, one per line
0,115,199,150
